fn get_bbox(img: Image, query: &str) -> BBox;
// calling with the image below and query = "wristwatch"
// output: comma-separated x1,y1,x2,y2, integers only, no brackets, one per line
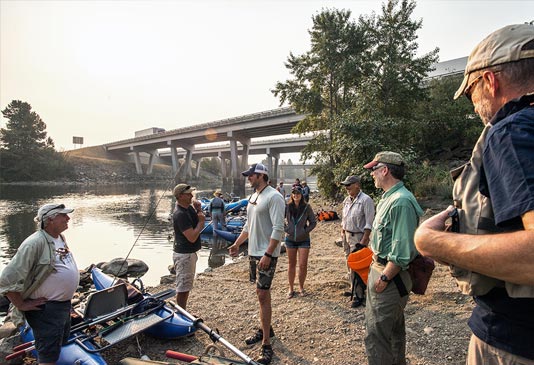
380,273,390,283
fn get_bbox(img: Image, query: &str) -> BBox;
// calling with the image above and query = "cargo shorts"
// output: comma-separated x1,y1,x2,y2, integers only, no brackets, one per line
249,256,278,290
173,251,198,293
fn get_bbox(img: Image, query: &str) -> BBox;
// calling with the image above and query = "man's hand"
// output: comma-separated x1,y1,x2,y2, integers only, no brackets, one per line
374,278,388,293
6,292,47,311
418,206,455,231
197,211,206,225
228,243,239,257
258,255,271,270
192,199,202,212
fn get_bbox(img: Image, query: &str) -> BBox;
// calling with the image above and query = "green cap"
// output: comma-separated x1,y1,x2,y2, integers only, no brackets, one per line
364,151,404,169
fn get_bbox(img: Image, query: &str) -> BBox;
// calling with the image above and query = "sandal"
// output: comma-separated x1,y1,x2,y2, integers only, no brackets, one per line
287,291,296,299
299,290,308,297
245,327,275,346
256,344,274,364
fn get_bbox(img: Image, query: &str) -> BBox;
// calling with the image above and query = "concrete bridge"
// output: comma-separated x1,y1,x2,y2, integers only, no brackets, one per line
103,107,309,195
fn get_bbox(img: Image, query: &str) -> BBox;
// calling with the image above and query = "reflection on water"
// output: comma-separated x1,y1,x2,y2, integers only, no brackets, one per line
0,183,237,287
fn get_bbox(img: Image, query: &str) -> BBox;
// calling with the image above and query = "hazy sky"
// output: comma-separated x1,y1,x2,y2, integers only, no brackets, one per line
1,0,533,151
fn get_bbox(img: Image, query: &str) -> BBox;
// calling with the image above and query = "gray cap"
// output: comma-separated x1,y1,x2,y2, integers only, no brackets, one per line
340,175,361,186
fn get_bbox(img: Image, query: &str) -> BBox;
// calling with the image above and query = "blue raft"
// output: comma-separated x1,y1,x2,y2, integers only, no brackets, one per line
91,268,196,339
19,325,107,365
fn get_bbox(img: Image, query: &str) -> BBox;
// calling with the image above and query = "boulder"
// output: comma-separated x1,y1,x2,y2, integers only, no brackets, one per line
99,258,149,277
0,334,23,364
160,275,175,285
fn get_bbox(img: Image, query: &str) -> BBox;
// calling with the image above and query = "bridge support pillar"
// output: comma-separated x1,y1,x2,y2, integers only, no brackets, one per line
266,148,280,185
194,159,201,178
168,141,180,176
182,146,194,181
146,151,156,175
131,148,143,175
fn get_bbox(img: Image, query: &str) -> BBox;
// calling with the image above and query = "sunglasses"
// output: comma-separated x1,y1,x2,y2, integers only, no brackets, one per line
178,186,192,194
464,71,500,102
248,186,267,205
371,164,387,172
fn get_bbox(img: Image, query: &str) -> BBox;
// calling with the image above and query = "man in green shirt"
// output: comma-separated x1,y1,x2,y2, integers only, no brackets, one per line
363,151,423,365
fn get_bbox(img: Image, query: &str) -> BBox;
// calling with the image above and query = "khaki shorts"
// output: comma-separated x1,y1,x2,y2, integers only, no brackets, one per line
173,252,198,293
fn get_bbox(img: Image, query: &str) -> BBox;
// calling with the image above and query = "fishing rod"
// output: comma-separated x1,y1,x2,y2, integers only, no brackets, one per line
109,166,197,285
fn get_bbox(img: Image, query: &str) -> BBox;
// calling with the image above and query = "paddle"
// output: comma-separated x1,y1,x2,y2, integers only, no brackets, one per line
165,301,260,365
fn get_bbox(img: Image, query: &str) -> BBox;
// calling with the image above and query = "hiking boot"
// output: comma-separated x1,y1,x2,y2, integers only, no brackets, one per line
245,327,275,345
256,344,274,364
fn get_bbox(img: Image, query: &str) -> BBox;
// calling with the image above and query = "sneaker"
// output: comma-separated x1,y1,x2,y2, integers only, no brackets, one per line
245,327,275,346
256,344,274,364
351,298,363,308
342,291,352,297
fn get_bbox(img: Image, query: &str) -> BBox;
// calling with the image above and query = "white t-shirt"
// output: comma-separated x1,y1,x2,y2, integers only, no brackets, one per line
243,186,285,257
30,236,79,301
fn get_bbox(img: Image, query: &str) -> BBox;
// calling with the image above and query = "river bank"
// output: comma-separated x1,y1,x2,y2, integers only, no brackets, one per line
96,195,472,365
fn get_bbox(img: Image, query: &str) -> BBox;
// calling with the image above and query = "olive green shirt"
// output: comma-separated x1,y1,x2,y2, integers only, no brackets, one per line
370,182,423,270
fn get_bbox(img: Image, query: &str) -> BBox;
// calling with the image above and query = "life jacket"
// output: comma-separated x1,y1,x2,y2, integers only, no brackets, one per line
347,246,373,285
317,210,339,221
450,124,534,298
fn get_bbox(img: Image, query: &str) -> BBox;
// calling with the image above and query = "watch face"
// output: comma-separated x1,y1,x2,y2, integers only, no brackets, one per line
380,274,389,282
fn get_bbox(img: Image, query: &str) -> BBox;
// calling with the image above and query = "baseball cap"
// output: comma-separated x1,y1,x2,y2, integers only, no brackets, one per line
454,23,534,99
241,163,268,176
173,184,196,197
364,151,405,169
35,203,74,224
340,175,361,186
291,186,303,194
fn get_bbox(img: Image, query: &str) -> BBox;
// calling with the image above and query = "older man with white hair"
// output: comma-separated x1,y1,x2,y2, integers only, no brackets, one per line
0,203,78,365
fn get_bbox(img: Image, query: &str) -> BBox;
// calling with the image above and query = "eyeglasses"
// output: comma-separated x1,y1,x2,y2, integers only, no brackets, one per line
371,164,387,172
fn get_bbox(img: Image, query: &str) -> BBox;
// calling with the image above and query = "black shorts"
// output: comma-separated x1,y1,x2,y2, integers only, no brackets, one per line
25,300,71,363
249,256,278,290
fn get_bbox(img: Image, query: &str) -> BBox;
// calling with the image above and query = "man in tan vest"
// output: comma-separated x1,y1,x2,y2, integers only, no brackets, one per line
415,24,534,365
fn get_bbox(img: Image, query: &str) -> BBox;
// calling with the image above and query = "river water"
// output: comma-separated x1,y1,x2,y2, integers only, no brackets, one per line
0,183,236,287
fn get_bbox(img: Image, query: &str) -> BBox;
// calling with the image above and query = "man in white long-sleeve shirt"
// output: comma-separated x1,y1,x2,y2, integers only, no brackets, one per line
229,163,285,365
